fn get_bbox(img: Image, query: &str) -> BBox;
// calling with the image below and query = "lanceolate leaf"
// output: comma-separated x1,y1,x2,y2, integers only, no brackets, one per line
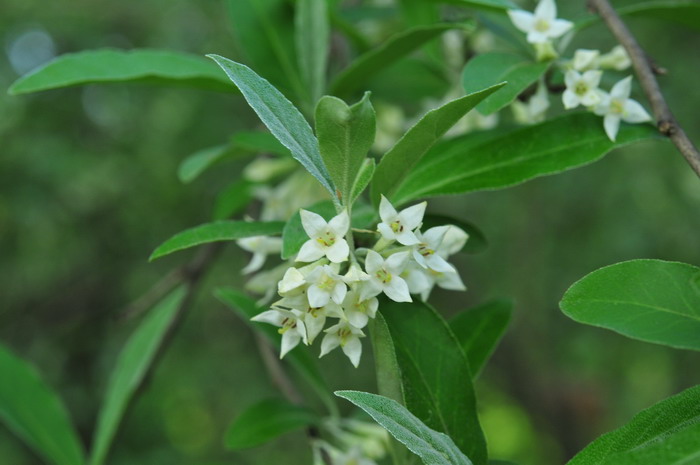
150,220,285,261
225,398,317,450
369,313,404,404
0,343,85,465
560,259,700,351
371,83,505,206
462,53,549,115
296,0,330,106
330,24,463,97
391,113,660,206
429,0,516,11
450,300,513,377
336,390,473,465
89,287,186,465
567,385,700,465
178,145,233,184
315,93,376,205
212,179,255,220
207,55,336,197
8,49,234,95
381,300,487,464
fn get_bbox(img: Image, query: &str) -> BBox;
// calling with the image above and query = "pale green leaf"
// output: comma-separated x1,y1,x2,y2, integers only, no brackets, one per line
462,53,550,115
150,221,285,261
370,83,506,206
0,343,85,465
369,314,404,404
178,145,232,184
207,55,336,197
336,390,473,465
225,398,317,449
9,49,233,95
212,179,254,220
89,287,186,465
349,158,376,205
392,113,660,206
560,259,700,351
296,0,330,106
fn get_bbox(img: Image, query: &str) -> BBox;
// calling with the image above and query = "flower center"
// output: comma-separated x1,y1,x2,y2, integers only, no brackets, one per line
278,317,297,334
610,99,624,114
574,81,589,96
316,230,336,247
376,268,392,284
306,307,322,318
318,275,336,291
418,244,435,257
390,220,404,233
534,18,550,32
338,327,352,346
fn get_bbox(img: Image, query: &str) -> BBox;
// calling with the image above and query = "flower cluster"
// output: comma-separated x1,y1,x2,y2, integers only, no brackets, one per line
507,0,651,141
251,195,468,367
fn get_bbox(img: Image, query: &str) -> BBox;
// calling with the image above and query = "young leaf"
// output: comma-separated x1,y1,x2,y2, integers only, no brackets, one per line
391,113,661,206
567,385,700,465
330,24,463,97
296,0,330,106
370,83,506,206
215,288,337,415
380,300,487,464
225,398,317,449
212,179,255,220
336,390,473,465
422,214,487,254
150,220,285,261
560,259,700,351
0,343,85,465
349,158,376,205
8,49,234,95
462,53,550,115
207,55,336,197
315,92,376,205
450,300,513,377
89,287,186,465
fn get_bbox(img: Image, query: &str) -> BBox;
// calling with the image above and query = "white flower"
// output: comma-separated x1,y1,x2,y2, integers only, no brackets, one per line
572,49,600,71
277,267,307,296
251,307,307,358
278,294,344,344
598,45,631,71
306,264,347,308
329,446,378,465
377,195,426,245
403,262,466,301
562,70,603,109
412,226,455,273
594,76,652,142
236,236,283,274
297,209,350,263
363,250,412,302
320,320,365,367
342,290,378,329
437,225,469,257
508,0,573,44
343,263,371,286
512,79,550,124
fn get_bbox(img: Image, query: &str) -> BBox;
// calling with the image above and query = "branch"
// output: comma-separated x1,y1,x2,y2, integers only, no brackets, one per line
588,0,700,178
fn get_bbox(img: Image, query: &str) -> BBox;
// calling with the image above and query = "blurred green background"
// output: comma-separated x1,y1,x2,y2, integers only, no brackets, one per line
2,0,699,464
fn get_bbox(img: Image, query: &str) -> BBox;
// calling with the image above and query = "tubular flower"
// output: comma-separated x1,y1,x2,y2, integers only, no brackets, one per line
563,70,603,109
320,320,365,368
363,250,412,303
377,195,426,245
594,76,651,142
297,209,350,263
306,264,347,307
251,307,307,358
412,226,455,273
508,0,572,44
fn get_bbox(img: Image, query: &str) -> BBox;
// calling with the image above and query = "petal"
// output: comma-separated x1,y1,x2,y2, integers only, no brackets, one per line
438,226,468,257
404,266,432,294
377,222,397,241
379,195,397,223
296,240,325,263
422,226,449,248
426,254,456,273
347,308,369,329
384,276,412,302
320,333,340,357
328,210,350,236
386,251,410,274
526,30,549,44
593,91,611,116
395,230,420,246
622,99,652,123
325,239,349,263
364,250,384,274
436,271,467,291
308,284,330,308
534,0,556,22
604,113,621,141
304,314,326,344
507,9,535,33
250,309,283,326
280,331,301,358
399,201,427,230
610,76,632,100
547,18,573,38
564,70,580,89
582,70,602,88
359,280,383,301
581,90,602,107
331,282,347,304
562,90,580,109
412,249,428,269
300,209,327,238
341,337,363,368
241,252,266,274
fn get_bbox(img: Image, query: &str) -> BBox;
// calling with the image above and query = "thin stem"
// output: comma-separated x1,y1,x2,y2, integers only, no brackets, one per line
588,0,700,178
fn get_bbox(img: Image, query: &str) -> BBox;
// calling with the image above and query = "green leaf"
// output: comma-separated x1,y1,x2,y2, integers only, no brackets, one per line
296,0,330,106
371,83,506,206
150,220,285,261
450,300,513,377
315,92,376,205
281,201,375,260
0,343,85,465
560,259,700,351
567,385,700,465
392,113,661,206
178,145,233,184
369,313,404,404
422,214,487,254
225,398,317,450
215,288,337,415
600,423,700,465
336,390,473,465
349,158,376,205
576,1,700,32
207,55,336,197
89,287,187,465
230,131,291,157
462,53,549,115
212,179,255,220
381,300,487,464
330,24,463,97
425,0,516,11
8,49,234,95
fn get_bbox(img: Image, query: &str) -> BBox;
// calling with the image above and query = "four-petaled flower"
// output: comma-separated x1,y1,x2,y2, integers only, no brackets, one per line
320,320,365,368
306,264,347,308
412,226,455,273
251,307,307,358
377,195,426,245
594,76,651,142
508,0,572,44
563,70,603,109
297,209,350,263
363,250,412,302
342,290,378,329
236,235,283,274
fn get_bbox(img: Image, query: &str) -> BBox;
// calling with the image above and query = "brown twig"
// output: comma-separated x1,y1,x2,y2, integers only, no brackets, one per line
588,0,700,178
